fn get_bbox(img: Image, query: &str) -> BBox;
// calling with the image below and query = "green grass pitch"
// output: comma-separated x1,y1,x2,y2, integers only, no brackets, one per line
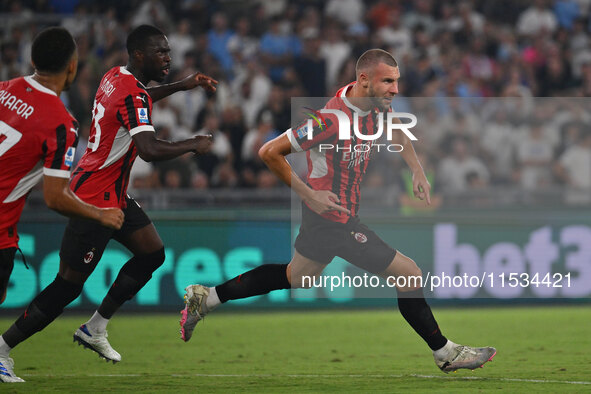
0,306,589,392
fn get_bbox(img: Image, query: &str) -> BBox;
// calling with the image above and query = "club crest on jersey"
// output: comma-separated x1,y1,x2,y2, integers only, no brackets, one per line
83,248,96,264
353,232,368,243
64,146,75,167
137,108,149,124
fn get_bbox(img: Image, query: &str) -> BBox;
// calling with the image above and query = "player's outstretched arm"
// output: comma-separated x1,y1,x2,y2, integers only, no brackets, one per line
133,132,212,162
43,176,124,229
146,72,218,103
259,133,350,215
390,121,431,205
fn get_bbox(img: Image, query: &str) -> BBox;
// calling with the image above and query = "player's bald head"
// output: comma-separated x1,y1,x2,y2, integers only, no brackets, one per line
355,49,398,78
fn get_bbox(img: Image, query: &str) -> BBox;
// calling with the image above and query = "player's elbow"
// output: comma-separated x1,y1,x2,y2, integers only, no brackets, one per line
136,147,157,162
44,192,64,211
258,141,275,164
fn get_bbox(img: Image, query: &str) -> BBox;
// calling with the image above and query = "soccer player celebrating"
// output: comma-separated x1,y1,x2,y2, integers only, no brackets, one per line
0,27,125,382
181,49,496,373
0,25,215,382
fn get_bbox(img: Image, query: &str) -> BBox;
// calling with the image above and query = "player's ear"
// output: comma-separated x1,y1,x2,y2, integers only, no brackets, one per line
68,56,77,75
358,71,369,88
66,52,78,80
133,49,144,64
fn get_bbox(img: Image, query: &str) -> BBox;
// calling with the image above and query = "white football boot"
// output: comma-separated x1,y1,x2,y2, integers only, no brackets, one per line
180,285,211,342
0,356,24,383
73,324,121,363
434,343,496,373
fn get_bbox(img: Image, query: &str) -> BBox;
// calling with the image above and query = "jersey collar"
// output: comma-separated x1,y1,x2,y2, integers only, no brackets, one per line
340,83,370,116
120,66,147,89
24,75,57,97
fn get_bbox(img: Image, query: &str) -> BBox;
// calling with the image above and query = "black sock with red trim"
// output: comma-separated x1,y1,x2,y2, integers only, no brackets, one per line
397,288,448,351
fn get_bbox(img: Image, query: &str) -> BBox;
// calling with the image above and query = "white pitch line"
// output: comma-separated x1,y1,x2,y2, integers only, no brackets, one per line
20,373,591,385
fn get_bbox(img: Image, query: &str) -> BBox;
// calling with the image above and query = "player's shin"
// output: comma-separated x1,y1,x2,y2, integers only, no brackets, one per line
95,247,165,322
396,287,448,351
215,263,291,303
2,275,83,349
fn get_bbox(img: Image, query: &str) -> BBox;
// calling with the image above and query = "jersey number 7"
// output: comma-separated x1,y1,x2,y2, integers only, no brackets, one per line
0,121,23,157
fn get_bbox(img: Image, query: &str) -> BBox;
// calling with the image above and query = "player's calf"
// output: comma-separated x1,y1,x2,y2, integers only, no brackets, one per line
0,248,16,305
98,247,165,319
2,275,83,349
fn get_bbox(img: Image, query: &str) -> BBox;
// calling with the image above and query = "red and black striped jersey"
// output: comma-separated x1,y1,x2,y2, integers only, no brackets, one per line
0,76,79,249
287,83,381,224
70,66,154,208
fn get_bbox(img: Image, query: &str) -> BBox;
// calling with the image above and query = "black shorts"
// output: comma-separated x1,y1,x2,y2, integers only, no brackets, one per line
294,203,397,274
0,247,16,292
59,196,151,273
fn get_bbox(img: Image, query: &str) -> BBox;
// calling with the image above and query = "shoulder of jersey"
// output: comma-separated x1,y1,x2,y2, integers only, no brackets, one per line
106,66,149,95
18,76,75,125
327,83,354,110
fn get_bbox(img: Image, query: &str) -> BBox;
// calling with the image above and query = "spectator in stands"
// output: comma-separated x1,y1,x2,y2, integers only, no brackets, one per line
438,137,489,193
515,119,554,190
324,0,365,27
207,12,234,76
194,112,233,183
168,19,195,71
517,0,557,37
260,16,301,82
319,23,351,93
293,27,326,97
555,130,591,204
227,17,258,76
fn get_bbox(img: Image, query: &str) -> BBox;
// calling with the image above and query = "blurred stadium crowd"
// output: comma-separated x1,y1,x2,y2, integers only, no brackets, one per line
1,0,591,206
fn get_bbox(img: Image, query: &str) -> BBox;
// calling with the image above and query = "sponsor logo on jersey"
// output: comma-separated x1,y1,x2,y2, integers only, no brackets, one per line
64,146,75,167
354,232,368,243
137,108,149,124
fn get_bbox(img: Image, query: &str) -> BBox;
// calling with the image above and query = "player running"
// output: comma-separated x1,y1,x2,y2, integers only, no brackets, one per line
180,49,496,374
0,25,216,382
0,27,124,382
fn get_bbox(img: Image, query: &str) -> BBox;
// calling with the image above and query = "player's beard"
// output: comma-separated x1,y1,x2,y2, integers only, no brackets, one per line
368,85,391,112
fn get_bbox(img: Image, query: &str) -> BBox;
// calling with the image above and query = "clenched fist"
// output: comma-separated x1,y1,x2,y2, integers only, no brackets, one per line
193,134,213,155
99,208,124,229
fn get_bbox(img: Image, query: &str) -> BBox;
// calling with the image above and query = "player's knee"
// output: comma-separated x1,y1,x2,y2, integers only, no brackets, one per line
35,274,84,317
396,260,422,292
411,264,422,279
123,247,165,282
146,247,166,271
288,267,322,289
0,262,13,305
